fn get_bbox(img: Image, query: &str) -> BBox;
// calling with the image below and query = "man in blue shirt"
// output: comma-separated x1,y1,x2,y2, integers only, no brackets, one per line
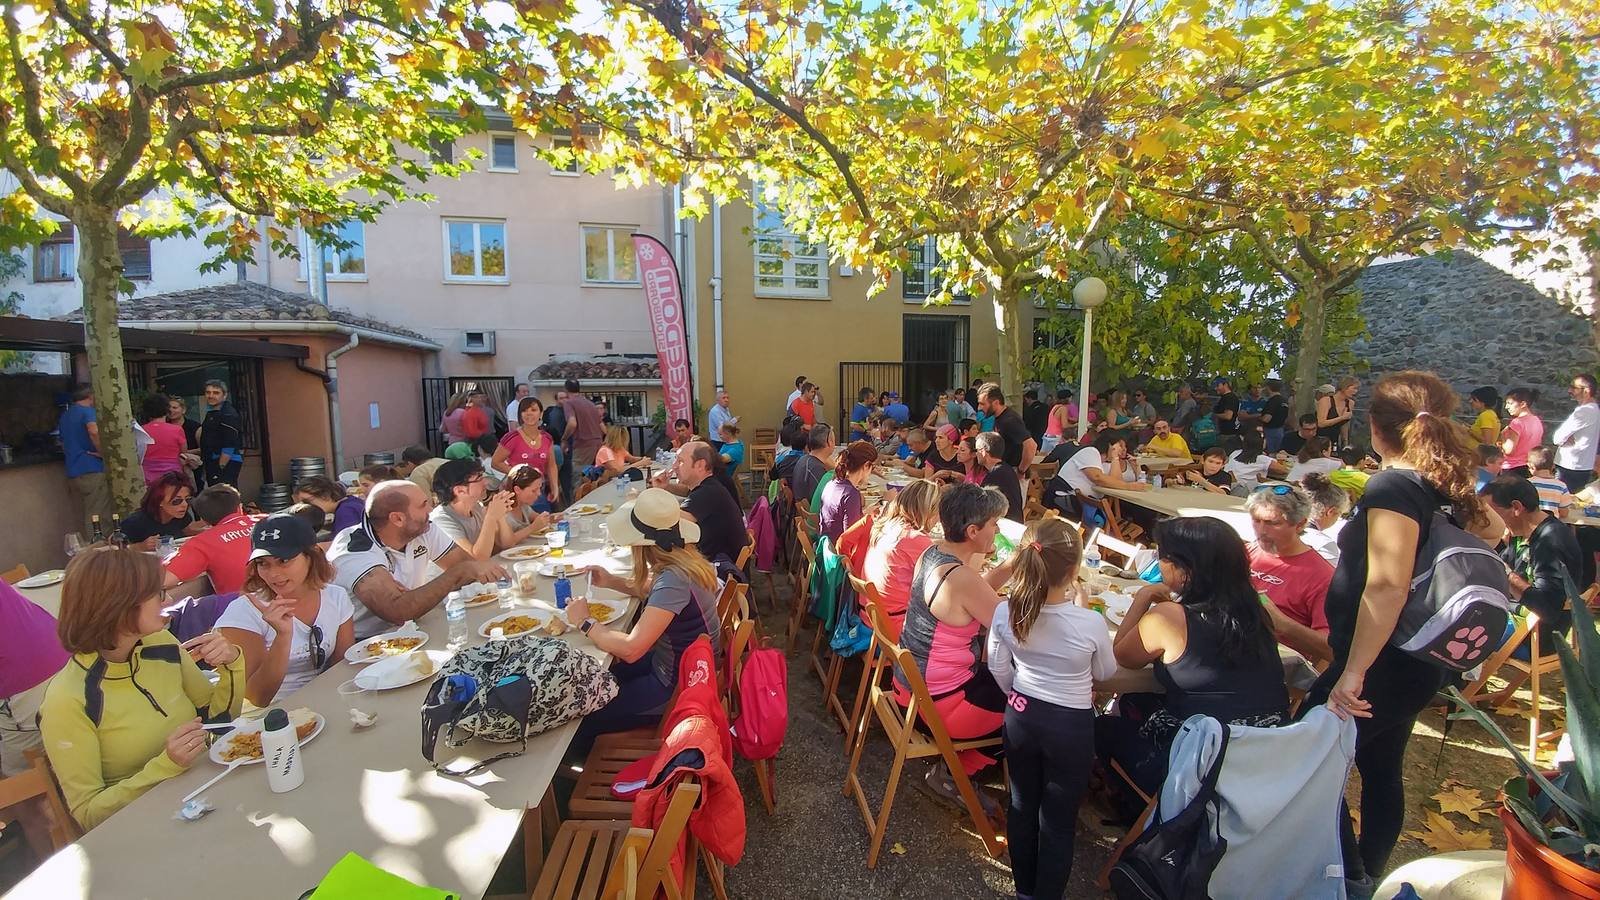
849,387,876,440
59,386,113,537
883,391,911,425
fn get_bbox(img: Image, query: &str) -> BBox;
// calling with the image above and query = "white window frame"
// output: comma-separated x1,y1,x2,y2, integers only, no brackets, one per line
296,222,368,282
752,199,829,299
903,236,969,304
441,218,509,284
488,133,519,172
581,224,641,287
548,134,580,176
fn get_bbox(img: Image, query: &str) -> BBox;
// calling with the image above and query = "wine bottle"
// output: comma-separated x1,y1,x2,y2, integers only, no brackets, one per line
90,514,105,543
109,513,128,549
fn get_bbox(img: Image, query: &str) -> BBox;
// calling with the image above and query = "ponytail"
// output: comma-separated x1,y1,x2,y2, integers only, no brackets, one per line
1369,371,1486,527
1005,518,1083,643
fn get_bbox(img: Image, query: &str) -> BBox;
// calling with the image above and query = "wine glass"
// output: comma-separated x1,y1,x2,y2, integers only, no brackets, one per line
64,533,85,558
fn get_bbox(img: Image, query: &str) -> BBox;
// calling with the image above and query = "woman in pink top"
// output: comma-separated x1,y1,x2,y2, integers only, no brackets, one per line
439,391,470,445
0,579,68,775
1042,388,1074,452
139,395,188,486
492,396,559,504
1500,388,1545,477
894,483,1017,807
863,480,942,636
956,435,987,485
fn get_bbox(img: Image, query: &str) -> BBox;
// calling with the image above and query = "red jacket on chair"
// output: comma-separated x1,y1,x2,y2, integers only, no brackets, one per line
629,636,746,879
835,510,876,577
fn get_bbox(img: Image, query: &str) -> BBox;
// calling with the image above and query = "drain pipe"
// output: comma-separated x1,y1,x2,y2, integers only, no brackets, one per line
710,200,724,390
324,333,359,472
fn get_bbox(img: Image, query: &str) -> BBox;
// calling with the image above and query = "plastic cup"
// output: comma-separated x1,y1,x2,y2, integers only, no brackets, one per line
514,561,540,595
548,530,567,557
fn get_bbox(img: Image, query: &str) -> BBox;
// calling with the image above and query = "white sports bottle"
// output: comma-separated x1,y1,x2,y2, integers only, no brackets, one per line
260,708,305,793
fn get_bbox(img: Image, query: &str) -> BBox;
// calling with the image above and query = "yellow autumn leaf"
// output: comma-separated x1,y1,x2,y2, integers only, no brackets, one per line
1132,130,1168,162
1286,211,1310,236
805,21,823,45
1407,811,1492,852
890,841,907,855
1432,785,1489,824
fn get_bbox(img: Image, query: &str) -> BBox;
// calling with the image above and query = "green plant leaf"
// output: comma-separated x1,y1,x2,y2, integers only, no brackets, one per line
1553,577,1600,826
1504,773,1551,844
1444,686,1596,842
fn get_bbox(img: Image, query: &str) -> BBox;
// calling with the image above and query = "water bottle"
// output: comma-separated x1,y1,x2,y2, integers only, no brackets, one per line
260,708,305,793
1084,539,1103,571
445,591,468,651
496,575,515,611
1152,474,1164,489
553,568,572,611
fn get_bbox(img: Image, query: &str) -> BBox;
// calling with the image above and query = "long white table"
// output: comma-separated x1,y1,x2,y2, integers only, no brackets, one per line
1100,483,1254,541
6,511,635,900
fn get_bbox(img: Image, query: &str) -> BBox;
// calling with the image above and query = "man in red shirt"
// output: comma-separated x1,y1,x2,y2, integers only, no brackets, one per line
163,484,264,594
1244,483,1334,667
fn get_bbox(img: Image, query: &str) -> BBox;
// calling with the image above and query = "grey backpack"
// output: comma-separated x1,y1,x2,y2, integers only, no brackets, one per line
421,635,618,776
1390,507,1510,672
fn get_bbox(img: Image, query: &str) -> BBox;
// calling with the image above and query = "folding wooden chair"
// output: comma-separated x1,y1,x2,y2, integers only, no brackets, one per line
1077,492,1141,543
1095,759,1158,889
842,603,1005,867
787,518,818,657
842,578,894,755
1,563,28,585
532,781,702,900
1459,587,1591,761
1,752,81,864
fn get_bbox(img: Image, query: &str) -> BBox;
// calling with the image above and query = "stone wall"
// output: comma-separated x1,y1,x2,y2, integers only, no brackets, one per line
1342,253,1599,438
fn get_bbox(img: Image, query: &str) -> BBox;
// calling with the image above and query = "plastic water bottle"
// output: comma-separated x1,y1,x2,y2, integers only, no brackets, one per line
1084,539,1103,571
1153,474,1164,489
553,568,572,611
260,708,305,793
445,591,468,651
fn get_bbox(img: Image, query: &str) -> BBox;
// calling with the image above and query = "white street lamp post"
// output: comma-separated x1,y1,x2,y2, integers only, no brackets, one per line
1073,276,1107,440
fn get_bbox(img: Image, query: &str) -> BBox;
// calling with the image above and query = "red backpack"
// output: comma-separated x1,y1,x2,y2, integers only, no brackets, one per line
731,642,788,761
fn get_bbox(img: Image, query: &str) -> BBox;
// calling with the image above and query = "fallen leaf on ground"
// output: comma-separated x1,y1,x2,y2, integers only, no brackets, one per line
1433,785,1489,823
1407,811,1493,852
1349,807,1361,833
890,842,907,855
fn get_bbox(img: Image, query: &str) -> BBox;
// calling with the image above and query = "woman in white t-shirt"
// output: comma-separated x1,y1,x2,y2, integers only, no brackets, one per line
987,517,1117,900
1287,436,1342,483
218,513,355,705
1225,429,1288,490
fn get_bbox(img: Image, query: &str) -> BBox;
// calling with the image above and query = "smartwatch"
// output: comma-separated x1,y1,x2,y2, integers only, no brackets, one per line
579,618,598,635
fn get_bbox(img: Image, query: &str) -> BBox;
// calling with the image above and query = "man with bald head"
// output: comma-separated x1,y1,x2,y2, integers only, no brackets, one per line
327,479,506,638
652,441,749,565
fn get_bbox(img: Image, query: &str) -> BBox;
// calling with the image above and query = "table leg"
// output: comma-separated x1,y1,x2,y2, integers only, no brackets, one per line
523,783,559,890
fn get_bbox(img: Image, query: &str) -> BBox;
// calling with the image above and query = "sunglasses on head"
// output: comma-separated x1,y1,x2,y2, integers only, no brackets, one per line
1253,484,1294,495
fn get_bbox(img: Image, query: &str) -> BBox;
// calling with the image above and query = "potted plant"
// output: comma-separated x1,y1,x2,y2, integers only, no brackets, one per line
1446,578,1600,898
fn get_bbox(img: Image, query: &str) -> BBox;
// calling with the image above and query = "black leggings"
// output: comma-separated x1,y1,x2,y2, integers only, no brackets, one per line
1004,693,1095,900
1302,645,1444,881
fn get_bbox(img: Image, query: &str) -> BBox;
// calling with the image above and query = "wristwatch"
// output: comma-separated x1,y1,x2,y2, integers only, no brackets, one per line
579,618,598,635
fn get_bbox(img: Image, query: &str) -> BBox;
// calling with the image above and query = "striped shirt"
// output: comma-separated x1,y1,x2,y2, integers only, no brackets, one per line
1530,474,1573,513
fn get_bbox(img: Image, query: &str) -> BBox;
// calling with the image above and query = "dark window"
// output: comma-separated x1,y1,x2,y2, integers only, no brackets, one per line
118,230,152,280
490,134,517,170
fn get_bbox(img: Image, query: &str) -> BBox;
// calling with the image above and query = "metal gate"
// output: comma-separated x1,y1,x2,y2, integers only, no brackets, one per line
421,376,515,454
837,315,969,434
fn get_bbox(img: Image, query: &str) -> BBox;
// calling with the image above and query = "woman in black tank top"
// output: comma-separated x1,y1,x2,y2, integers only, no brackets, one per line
1094,516,1288,799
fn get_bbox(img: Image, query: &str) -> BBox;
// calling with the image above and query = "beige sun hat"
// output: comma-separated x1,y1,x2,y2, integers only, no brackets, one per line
604,487,701,549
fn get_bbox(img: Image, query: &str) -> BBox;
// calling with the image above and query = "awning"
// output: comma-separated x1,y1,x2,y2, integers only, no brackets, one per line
0,316,309,360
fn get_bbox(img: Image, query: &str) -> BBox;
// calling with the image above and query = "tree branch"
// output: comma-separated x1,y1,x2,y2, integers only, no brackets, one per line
49,0,128,76
156,0,342,94
1237,219,1306,288
181,137,272,216
2,5,87,196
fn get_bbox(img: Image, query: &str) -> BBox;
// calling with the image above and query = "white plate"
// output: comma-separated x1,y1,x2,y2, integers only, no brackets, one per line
15,569,64,588
479,609,554,639
209,711,325,765
344,628,429,664
1099,591,1136,626
353,650,452,691
536,561,583,578
458,582,501,607
585,596,630,626
502,545,550,561
566,504,601,516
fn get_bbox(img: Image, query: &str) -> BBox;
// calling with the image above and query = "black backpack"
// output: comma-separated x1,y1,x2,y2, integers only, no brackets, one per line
1108,721,1231,900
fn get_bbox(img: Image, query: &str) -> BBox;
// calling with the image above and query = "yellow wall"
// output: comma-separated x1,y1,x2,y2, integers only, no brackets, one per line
686,201,999,437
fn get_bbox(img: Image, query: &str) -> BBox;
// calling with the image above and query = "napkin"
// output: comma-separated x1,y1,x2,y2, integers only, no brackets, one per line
308,852,457,900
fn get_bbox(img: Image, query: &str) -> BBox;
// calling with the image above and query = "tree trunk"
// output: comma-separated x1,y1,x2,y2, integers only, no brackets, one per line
993,278,1027,401
75,207,144,514
1290,283,1328,417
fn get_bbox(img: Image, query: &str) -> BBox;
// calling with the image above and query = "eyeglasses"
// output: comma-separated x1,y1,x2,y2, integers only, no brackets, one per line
167,495,192,506
1253,484,1294,495
308,625,326,670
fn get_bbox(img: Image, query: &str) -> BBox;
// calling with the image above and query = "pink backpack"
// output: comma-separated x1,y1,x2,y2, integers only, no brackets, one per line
731,643,788,761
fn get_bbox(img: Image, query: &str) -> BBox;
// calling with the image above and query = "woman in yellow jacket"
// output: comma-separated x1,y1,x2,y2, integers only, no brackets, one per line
42,548,244,829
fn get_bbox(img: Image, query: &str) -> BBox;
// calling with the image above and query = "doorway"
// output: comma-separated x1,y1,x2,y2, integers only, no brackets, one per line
902,314,968,423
